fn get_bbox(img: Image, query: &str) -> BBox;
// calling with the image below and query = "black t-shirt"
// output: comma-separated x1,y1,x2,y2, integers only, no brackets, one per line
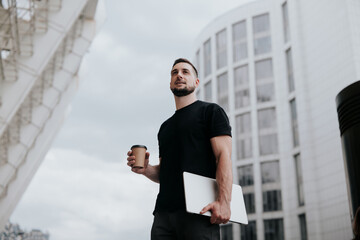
154,100,232,213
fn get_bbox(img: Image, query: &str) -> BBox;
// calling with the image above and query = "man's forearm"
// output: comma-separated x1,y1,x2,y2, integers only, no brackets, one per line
216,153,233,204
144,164,160,183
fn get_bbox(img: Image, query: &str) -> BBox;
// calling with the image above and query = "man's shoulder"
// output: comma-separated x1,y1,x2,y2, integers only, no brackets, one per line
196,100,222,110
158,113,175,132
197,101,225,114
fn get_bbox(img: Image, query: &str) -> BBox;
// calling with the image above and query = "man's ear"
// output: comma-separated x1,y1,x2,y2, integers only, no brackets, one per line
195,78,200,87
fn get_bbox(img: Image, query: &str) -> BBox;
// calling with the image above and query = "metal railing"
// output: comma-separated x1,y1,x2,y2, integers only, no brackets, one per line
0,10,85,202
0,0,63,84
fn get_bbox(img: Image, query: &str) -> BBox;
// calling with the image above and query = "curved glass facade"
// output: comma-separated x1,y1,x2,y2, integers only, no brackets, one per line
194,4,291,236
193,0,359,238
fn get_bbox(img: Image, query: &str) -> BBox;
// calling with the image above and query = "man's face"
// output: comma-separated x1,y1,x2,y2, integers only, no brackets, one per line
170,62,199,97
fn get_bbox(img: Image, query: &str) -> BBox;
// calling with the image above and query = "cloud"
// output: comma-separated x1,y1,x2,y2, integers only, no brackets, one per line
11,148,158,240
10,1,257,239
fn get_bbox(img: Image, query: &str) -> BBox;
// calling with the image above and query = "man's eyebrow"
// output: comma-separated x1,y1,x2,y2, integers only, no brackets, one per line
171,67,191,74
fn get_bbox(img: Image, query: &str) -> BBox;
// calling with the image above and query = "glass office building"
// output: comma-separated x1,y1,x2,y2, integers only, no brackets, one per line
194,0,360,239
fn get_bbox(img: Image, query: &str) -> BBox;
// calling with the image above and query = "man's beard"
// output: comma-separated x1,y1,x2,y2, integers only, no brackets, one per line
171,86,195,97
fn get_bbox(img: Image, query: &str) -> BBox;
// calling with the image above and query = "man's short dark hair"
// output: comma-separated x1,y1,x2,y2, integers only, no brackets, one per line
172,58,198,78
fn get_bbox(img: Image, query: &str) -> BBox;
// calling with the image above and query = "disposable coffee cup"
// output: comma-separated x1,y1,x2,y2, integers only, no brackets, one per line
131,145,147,169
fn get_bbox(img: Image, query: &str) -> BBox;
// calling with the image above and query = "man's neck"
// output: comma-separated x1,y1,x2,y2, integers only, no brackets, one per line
174,93,197,110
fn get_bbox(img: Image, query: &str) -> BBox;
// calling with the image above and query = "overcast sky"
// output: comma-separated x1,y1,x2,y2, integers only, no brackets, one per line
11,0,255,239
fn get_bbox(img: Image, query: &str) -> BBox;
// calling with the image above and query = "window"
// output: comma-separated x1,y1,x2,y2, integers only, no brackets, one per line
204,81,212,102
263,190,282,211
253,14,271,55
244,193,256,214
204,39,212,77
236,113,252,159
237,165,254,186
258,108,278,155
261,161,280,184
0,131,9,165
216,29,227,69
295,154,305,206
238,165,255,213
217,72,229,112
233,20,247,62
286,48,295,92
259,135,278,155
241,221,257,240
290,99,299,147
221,224,233,240
299,214,308,240
195,49,201,78
255,59,275,103
196,89,201,100
282,2,290,43
234,65,250,109
262,161,282,212
264,219,284,240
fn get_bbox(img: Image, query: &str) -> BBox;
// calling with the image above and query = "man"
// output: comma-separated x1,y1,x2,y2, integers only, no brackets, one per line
127,58,233,239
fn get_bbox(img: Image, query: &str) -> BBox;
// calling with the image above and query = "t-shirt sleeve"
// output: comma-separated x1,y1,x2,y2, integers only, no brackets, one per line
206,104,232,138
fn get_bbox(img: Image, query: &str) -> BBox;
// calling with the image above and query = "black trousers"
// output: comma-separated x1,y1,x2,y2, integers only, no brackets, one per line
151,211,220,240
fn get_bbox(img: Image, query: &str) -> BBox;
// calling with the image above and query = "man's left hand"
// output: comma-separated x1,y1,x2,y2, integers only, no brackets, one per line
200,200,231,224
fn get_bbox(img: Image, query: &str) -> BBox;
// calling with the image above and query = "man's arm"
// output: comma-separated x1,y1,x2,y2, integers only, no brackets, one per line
143,164,160,183
200,135,232,224
127,151,161,183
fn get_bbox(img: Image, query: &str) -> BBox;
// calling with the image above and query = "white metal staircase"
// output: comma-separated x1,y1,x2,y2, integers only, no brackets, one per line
0,0,102,230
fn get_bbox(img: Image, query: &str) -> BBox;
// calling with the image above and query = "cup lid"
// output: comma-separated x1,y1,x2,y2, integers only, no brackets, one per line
131,145,147,150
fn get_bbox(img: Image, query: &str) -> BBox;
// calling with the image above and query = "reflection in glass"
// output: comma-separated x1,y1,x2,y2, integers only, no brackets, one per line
282,2,290,43
217,72,229,112
233,20,247,62
241,221,257,240
237,165,254,186
255,59,275,103
244,193,256,214
286,48,295,92
295,154,305,206
290,99,299,147
264,219,284,240
234,65,250,109
262,161,282,212
261,161,280,183
196,89,200,100
263,190,282,211
204,39,212,77
204,81,212,102
216,29,227,69
299,214,308,240
253,13,272,55
195,49,200,78
258,108,278,155
236,113,252,159
259,134,278,155
221,224,233,240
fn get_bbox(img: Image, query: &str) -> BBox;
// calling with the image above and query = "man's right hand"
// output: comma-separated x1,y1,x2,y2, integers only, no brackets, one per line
127,150,150,175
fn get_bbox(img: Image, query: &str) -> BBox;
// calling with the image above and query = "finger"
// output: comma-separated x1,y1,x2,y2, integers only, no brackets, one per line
127,160,135,166
200,204,212,214
131,167,144,174
145,152,150,159
210,215,218,224
144,158,149,168
127,150,132,156
127,156,135,161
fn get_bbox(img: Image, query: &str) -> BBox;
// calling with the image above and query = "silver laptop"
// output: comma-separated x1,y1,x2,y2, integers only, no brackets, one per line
183,172,248,224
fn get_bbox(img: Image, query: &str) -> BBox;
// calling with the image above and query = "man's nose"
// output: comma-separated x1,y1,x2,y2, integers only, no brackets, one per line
177,72,183,79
